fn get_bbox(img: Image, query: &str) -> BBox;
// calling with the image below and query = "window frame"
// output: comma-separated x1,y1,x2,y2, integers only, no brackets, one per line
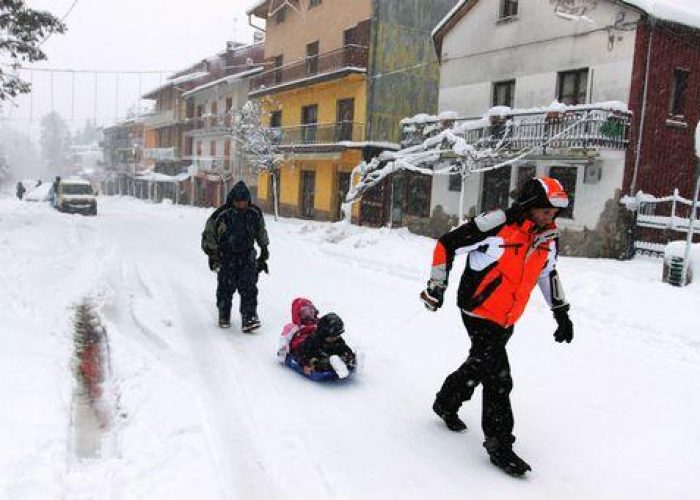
669,67,690,118
557,68,589,106
492,79,516,108
499,0,519,19
309,0,322,8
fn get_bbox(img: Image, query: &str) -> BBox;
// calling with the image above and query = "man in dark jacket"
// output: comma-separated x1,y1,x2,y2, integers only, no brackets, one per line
201,181,269,331
420,176,574,476
16,181,25,200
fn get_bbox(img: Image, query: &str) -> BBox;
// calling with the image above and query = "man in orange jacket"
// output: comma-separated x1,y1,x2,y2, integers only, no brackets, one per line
420,176,574,476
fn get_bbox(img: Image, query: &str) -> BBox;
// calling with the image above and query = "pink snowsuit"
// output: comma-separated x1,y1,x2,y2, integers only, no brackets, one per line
276,298,319,362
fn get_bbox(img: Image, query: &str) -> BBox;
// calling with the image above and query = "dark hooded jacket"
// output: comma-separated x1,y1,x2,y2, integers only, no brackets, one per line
201,181,269,258
296,313,356,371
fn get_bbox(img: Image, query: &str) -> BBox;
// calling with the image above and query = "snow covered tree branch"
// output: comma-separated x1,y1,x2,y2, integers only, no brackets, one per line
231,100,281,219
0,1,66,100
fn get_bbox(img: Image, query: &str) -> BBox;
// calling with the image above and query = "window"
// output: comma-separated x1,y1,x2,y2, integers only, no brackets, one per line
493,80,515,107
301,104,318,143
225,98,233,126
270,110,282,128
548,166,576,219
669,68,690,117
448,173,462,192
406,173,431,218
275,6,286,24
306,41,319,76
481,165,512,213
273,55,283,84
557,69,588,105
336,98,354,141
309,0,321,8
500,0,518,19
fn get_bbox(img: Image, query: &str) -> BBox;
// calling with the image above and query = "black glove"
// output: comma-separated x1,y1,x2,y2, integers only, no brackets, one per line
553,306,573,343
256,246,269,274
256,258,269,274
420,280,445,311
208,256,220,273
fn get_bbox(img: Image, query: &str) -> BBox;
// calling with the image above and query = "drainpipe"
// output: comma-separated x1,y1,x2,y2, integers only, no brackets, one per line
629,18,654,196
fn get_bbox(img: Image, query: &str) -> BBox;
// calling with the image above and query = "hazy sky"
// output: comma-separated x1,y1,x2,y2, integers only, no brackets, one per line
3,0,260,137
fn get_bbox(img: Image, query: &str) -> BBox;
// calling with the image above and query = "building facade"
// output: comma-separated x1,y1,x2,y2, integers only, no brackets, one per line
248,0,457,224
429,0,646,256
184,42,265,207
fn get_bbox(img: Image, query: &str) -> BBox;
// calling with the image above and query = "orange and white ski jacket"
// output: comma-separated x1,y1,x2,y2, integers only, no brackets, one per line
430,210,568,328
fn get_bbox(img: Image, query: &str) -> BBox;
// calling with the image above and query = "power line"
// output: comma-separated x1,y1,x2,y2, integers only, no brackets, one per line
39,0,81,47
7,65,177,75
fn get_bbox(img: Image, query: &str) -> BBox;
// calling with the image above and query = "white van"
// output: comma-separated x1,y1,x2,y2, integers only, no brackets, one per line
55,178,97,215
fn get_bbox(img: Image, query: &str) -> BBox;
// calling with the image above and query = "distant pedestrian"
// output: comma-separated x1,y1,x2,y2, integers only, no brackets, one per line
16,182,25,200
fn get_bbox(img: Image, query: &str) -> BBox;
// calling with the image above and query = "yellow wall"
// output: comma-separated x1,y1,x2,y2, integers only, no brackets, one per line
261,74,367,129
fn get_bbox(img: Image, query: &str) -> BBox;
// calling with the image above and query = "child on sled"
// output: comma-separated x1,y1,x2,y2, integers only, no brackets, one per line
277,298,355,380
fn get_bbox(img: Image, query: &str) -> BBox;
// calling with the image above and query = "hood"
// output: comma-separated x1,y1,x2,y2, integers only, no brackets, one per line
226,181,251,206
291,297,318,325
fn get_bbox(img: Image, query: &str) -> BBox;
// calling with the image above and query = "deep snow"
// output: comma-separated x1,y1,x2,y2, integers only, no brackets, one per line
1,195,699,500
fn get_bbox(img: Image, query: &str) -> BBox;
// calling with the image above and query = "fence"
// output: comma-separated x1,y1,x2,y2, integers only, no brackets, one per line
623,189,700,255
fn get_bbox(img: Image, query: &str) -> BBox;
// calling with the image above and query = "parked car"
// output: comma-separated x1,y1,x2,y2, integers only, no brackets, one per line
55,178,97,215
23,182,52,202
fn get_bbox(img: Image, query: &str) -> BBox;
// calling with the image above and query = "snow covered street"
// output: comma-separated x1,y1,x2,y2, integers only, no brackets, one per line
1,195,699,500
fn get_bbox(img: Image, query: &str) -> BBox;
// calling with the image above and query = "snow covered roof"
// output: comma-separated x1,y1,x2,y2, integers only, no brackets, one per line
432,0,468,40
143,71,209,99
622,0,700,31
182,67,264,97
432,0,700,58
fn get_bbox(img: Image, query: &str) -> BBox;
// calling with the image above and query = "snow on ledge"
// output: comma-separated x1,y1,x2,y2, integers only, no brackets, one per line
624,0,700,32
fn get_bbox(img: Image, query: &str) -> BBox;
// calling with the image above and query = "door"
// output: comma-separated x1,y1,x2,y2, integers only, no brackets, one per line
336,171,351,220
481,165,512,213
301,170,316,219
336,98,355,141
301,105,318,144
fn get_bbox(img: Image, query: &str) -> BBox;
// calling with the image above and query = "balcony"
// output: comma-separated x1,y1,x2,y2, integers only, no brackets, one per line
144,147,176,160
400,107,631,152
249,45,368,95
270,122,365,147
185,114,234,137
142,109,177,129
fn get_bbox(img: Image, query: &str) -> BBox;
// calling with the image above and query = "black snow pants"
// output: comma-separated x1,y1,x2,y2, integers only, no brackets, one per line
216,249,258,321
435,313,515,446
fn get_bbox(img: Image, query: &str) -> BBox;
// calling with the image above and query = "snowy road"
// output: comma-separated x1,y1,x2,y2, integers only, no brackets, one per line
1,195,699,500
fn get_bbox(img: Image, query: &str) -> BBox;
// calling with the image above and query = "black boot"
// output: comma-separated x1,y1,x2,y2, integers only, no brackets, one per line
218,310,230,329
242,314,261,333
432,398,467,432
484,437,531,476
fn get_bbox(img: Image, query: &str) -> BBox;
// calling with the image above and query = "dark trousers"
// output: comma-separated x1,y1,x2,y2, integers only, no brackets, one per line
435,314,515,446
216,249,258,320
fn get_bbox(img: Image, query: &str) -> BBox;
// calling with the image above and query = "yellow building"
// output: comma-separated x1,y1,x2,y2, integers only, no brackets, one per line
247,0,456,226
248,0,375,221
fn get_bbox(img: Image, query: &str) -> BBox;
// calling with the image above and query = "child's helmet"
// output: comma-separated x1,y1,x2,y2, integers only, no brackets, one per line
316,313,344,339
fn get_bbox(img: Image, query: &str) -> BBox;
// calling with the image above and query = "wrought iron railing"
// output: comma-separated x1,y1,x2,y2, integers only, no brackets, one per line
250,45,368,93
269,121,365,146
400,108,631,151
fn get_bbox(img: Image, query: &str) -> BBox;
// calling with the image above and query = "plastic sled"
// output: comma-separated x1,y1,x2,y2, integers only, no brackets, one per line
284,354,353,382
